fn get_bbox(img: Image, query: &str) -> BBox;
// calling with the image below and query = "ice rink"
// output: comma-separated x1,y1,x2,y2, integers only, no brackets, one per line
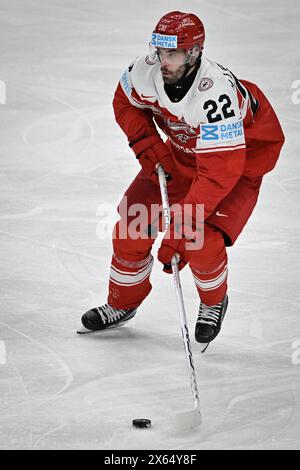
0,0,299,450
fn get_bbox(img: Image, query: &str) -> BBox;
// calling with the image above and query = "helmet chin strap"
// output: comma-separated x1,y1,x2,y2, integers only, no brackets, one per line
175,55,201,85
177,46,202,82
182,61,196,77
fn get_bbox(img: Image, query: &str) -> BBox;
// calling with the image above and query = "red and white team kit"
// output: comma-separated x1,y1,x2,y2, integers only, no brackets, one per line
108,53,285,310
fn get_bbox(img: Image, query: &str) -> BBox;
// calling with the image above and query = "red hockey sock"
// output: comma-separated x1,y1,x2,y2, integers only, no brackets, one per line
108,253,154,310
191,260,228,305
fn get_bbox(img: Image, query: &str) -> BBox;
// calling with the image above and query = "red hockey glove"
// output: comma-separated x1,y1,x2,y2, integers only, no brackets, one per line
158,207,204,274
129,129,174,183
157,215,188,274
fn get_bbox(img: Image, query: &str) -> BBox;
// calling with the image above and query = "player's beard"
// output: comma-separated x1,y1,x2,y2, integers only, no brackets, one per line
161,64,187,85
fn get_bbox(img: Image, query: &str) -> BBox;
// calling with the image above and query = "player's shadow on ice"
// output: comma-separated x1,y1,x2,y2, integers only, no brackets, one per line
75,324,190,353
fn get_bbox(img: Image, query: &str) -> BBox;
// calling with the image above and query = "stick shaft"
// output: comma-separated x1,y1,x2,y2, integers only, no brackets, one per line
157,164,200,410
171,258,200,409
156,164,171,230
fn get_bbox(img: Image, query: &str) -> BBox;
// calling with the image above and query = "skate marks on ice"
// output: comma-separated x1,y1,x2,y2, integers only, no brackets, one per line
14,77,95,164
0,286,299,449
0,0,299,450
52,239,107,298
206,345,300,449
0,217,106,303
70,319,299,450
83,343,299,449
0,319,74,450
69,281,300,449
0,204,43,221
198,292,300,449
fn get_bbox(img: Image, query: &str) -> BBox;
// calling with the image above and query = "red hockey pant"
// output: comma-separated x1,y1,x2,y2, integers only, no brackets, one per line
107,171,263,310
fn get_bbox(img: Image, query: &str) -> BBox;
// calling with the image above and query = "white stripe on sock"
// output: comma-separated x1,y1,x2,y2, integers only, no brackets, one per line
193,265,228,291
110,258,154,286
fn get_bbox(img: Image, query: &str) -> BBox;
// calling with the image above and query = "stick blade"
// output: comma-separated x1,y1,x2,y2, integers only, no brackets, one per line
174,407,201,431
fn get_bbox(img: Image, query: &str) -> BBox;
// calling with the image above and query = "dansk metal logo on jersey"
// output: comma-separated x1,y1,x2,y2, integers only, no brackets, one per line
201,120,244,141
121,70,132,97
151,33,178,49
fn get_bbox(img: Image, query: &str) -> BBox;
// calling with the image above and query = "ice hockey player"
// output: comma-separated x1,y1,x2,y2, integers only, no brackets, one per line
80,11,284,346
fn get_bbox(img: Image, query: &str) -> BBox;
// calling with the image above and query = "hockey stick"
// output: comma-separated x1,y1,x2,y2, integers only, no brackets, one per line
157,164,201,431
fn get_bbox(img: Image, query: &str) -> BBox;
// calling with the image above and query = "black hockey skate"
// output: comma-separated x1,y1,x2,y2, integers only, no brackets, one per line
77,304,137,334
195,295,229,345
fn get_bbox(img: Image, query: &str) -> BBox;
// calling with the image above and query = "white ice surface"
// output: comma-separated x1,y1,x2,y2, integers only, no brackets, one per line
0,0,300,450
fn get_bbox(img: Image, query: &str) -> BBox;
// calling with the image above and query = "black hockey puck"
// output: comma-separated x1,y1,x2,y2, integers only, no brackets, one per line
132,419,151,429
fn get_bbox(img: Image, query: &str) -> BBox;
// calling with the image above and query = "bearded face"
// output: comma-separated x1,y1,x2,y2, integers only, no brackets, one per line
157,47,200,84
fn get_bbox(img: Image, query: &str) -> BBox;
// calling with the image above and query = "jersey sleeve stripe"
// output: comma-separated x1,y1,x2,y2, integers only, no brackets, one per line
197,143,246,153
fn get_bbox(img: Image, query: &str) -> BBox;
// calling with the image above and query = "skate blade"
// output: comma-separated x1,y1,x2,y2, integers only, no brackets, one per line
201,342,210,353
77,327,97,335
174,407,201,431
76,322,126,335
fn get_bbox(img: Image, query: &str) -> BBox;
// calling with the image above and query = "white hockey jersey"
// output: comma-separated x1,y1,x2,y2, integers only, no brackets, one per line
113,51,284,221
118,54,255,157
